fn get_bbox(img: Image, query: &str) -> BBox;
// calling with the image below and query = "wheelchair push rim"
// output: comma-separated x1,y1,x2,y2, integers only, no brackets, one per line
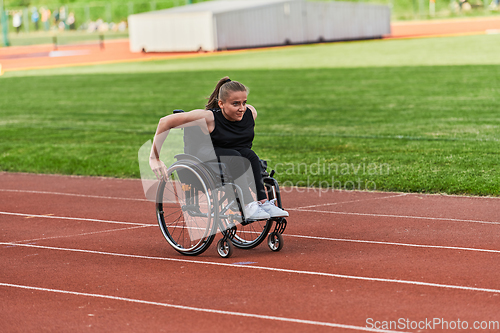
156,162,217,255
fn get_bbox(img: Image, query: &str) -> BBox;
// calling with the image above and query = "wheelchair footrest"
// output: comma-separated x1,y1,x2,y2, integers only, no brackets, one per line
241,218,264,226
271,217,287,234
221,224,237,242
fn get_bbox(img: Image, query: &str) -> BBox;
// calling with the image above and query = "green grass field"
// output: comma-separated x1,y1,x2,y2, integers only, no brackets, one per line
1,34,499,196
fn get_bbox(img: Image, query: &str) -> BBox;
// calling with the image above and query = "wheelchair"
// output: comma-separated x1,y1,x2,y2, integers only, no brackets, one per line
155,110,287,258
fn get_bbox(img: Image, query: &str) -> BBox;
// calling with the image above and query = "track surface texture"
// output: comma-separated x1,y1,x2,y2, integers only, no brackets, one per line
390,16,500,38
1,172,499,332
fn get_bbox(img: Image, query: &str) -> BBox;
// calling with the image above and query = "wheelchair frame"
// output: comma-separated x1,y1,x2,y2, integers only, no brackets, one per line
155,111,287,258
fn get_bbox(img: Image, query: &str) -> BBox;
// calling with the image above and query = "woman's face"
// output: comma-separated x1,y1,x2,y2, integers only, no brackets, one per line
219,90,247,122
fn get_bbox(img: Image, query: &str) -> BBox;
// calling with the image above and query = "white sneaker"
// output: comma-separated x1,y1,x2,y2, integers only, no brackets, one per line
244,201,271,221
260,200,289,218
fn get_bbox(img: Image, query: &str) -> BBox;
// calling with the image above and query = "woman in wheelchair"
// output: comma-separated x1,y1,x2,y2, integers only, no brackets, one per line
149,76,288,221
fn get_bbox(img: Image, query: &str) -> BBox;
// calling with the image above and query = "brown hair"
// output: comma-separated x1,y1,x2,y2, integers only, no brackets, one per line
205,76,248,110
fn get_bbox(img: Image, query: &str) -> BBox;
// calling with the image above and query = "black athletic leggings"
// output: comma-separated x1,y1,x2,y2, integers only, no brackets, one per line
214,147,267,204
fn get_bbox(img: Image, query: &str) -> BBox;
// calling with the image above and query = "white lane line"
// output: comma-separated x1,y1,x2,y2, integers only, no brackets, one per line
49,50,90,57
0,282,404,333
289,208,500,226
294,193,409,210
288,234,500,255
2,242,500,295
9,225,153,244
3,189,498,226
0,211,151,227
2,211,500,255
0,188,149,202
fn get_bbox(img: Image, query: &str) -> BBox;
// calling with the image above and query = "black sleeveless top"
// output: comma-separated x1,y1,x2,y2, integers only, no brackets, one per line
210,107,254,150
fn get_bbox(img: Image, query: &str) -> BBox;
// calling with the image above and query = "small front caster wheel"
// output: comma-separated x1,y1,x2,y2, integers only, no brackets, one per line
267,232,283,252
217,238,233,258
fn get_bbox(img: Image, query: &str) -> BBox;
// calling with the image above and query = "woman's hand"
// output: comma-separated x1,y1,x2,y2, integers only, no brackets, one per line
149,157,168,180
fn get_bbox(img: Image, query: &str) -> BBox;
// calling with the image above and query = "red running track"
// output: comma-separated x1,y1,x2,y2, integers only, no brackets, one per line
1,172,500,332
390,16,500,38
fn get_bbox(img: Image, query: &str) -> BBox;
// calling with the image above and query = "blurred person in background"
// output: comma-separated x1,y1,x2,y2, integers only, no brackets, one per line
53,8,59,25
67,12,75,30
41,7,51,31
12,10,22,33
31,7,39,31
59,6,66,29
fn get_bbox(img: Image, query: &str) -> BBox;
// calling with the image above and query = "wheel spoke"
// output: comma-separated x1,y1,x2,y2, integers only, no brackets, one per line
156,163,216,255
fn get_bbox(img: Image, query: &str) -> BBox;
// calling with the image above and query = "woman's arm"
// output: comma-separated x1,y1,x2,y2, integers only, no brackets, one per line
149,110,214,178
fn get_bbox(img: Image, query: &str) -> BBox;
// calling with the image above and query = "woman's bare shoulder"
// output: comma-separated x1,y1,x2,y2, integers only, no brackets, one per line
160,109,213,129
186,109,215,132
176,109,214,122
187,109,213,119
247,104,257,119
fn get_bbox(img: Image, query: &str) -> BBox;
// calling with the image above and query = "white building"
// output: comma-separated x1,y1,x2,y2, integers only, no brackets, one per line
128,0,391,52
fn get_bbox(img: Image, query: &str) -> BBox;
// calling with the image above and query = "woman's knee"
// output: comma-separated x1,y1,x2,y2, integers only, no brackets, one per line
214,148,242,157
238,148,260,162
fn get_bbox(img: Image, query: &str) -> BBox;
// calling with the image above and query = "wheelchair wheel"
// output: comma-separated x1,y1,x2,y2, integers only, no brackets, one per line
156,162,217,256
216,238,233,258
217,188,272,250
267,232,283,252
230,219,272,249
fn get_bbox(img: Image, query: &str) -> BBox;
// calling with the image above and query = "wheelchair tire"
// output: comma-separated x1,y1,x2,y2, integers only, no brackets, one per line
218,203,272,250
218,181,276,250
156,161,218,256
267,232,283,252
215,182,272,249
228,219,272,249
216,238,233,258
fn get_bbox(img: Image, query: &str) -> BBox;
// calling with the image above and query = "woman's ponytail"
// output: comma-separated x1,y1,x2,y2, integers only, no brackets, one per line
206,77,230,110
205,76,248,110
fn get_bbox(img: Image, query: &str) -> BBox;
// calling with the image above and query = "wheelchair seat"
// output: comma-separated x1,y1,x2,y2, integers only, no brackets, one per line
172,109,266,186
174,153,233,187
